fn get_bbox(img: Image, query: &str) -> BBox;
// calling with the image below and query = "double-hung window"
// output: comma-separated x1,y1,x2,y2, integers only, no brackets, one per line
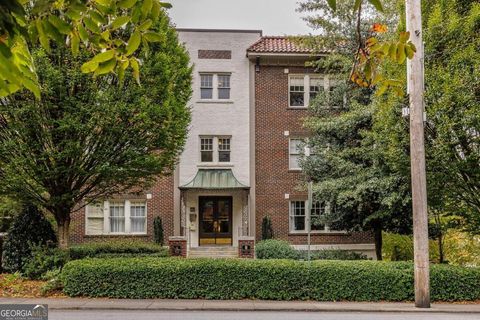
217,74,231,99
309,77,323,101
199,73,231,100
85,200,147,235
289,138,303,170
200,136,232,163
109,202,125,233
85,202,104,235
289,200,339,232
200,137,214,162
289,74,342,108
290,201,306,231
289,76,305,107
130,202,146,233
200,74,213,99
218,138,231,162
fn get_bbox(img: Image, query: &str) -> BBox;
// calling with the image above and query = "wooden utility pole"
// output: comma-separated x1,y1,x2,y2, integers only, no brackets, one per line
406,0,430,308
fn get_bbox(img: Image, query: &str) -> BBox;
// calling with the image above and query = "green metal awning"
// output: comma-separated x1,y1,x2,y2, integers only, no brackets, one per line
179,169,249,190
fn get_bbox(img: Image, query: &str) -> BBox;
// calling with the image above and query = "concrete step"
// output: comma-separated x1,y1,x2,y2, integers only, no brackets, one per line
188,246,238,258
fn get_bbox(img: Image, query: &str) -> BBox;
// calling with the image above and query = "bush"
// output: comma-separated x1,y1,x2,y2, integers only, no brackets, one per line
261,216,274,240
61,258,480,301
383,233,440,262
22,245,69,279
153,217,164,246
68,240,168,260
2,205,57,272
297,249,368,260
256,240,298,259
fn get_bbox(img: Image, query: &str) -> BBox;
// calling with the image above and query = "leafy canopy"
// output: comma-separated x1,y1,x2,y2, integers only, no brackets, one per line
0,0,172,98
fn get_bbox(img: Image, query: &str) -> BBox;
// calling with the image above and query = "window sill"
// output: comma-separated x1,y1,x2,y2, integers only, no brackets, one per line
288,169,302,173
198,163,234,168
197,99,234,104
84,233,148,237
287,106,308,110
288,231,349,236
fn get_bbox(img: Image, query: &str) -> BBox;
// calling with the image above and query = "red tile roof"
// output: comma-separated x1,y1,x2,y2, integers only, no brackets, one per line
247,36,313,54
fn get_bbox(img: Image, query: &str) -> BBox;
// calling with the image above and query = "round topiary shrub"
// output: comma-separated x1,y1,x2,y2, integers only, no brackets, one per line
2,204,57,272
255,239,298,259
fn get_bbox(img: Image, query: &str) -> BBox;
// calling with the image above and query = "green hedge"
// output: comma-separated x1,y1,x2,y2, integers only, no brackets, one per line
68,241,168,260
61,258,480,301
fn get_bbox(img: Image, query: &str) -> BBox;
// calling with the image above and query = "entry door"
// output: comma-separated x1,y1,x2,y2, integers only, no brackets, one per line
199,196,232,245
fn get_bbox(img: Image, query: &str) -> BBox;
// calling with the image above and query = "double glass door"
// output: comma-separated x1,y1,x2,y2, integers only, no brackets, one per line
199,196,232,245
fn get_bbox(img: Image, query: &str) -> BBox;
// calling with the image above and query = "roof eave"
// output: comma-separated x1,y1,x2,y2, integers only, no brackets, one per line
246,52,327,58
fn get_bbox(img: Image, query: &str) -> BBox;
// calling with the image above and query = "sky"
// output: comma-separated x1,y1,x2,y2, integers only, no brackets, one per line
167,0,314,36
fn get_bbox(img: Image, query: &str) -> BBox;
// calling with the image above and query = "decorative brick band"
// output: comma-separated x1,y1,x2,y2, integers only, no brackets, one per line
198,50,231,59
168,236,187,257
238,237,255,258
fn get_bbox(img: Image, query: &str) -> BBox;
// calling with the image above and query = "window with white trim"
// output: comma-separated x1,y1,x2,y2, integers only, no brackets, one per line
200,137,214,162
289,200,339,232
289,138,303,170
130,202,146,233
200,136,232,163
217,74,231,99
289,74,340,108
290,200,306,231
109,201,125,233
289,76,305,107
85,200,147,235
218,138,231,162
199,73,231,100
200,74,213,99
85,202,104,235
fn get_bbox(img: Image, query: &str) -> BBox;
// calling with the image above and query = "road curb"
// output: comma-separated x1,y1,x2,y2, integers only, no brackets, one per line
1,298,479,313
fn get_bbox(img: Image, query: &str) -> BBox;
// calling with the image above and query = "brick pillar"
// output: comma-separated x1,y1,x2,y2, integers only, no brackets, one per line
238,236,255,258
168,236,187,257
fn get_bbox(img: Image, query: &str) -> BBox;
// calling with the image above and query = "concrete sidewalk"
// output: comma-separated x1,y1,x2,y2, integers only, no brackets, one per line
1,297,479,313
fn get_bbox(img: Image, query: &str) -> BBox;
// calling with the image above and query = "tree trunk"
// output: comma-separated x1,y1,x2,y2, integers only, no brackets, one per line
438,231,444,263
56,216,71,249
373,224,383,261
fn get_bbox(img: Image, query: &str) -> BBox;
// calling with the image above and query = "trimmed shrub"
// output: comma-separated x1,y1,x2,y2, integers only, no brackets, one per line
22,244,69,279
261,216,274,240
68,240,168,260
2,205,57,272
298,249,368,260
61,258,480,301
256,240,298,259
153,216,164,246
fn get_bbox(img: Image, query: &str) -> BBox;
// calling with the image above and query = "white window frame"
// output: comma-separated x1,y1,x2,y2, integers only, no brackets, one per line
199,135,232,164
200,136,214,162
288,74,338,108
199,73,232,101
289,138,303,170
200,73,214,99
289,200,345,233
85,200,148,235
217,74,231,100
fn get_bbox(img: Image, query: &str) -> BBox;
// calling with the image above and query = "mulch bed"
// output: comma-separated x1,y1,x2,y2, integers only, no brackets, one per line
0,273,65,298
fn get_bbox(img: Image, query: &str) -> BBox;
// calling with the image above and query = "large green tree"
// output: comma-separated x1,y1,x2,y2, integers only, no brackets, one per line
299,0,412,260
372,0,480,235
0,13,192,248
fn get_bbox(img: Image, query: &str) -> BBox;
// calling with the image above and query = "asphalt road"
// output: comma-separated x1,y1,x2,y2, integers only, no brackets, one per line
49,310,480,320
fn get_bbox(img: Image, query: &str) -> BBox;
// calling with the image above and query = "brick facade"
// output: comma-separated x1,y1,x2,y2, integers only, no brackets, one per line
69,175,175,244
254,63,374,245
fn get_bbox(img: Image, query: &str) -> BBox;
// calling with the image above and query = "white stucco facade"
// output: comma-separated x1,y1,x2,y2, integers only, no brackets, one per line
176,29,262,248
